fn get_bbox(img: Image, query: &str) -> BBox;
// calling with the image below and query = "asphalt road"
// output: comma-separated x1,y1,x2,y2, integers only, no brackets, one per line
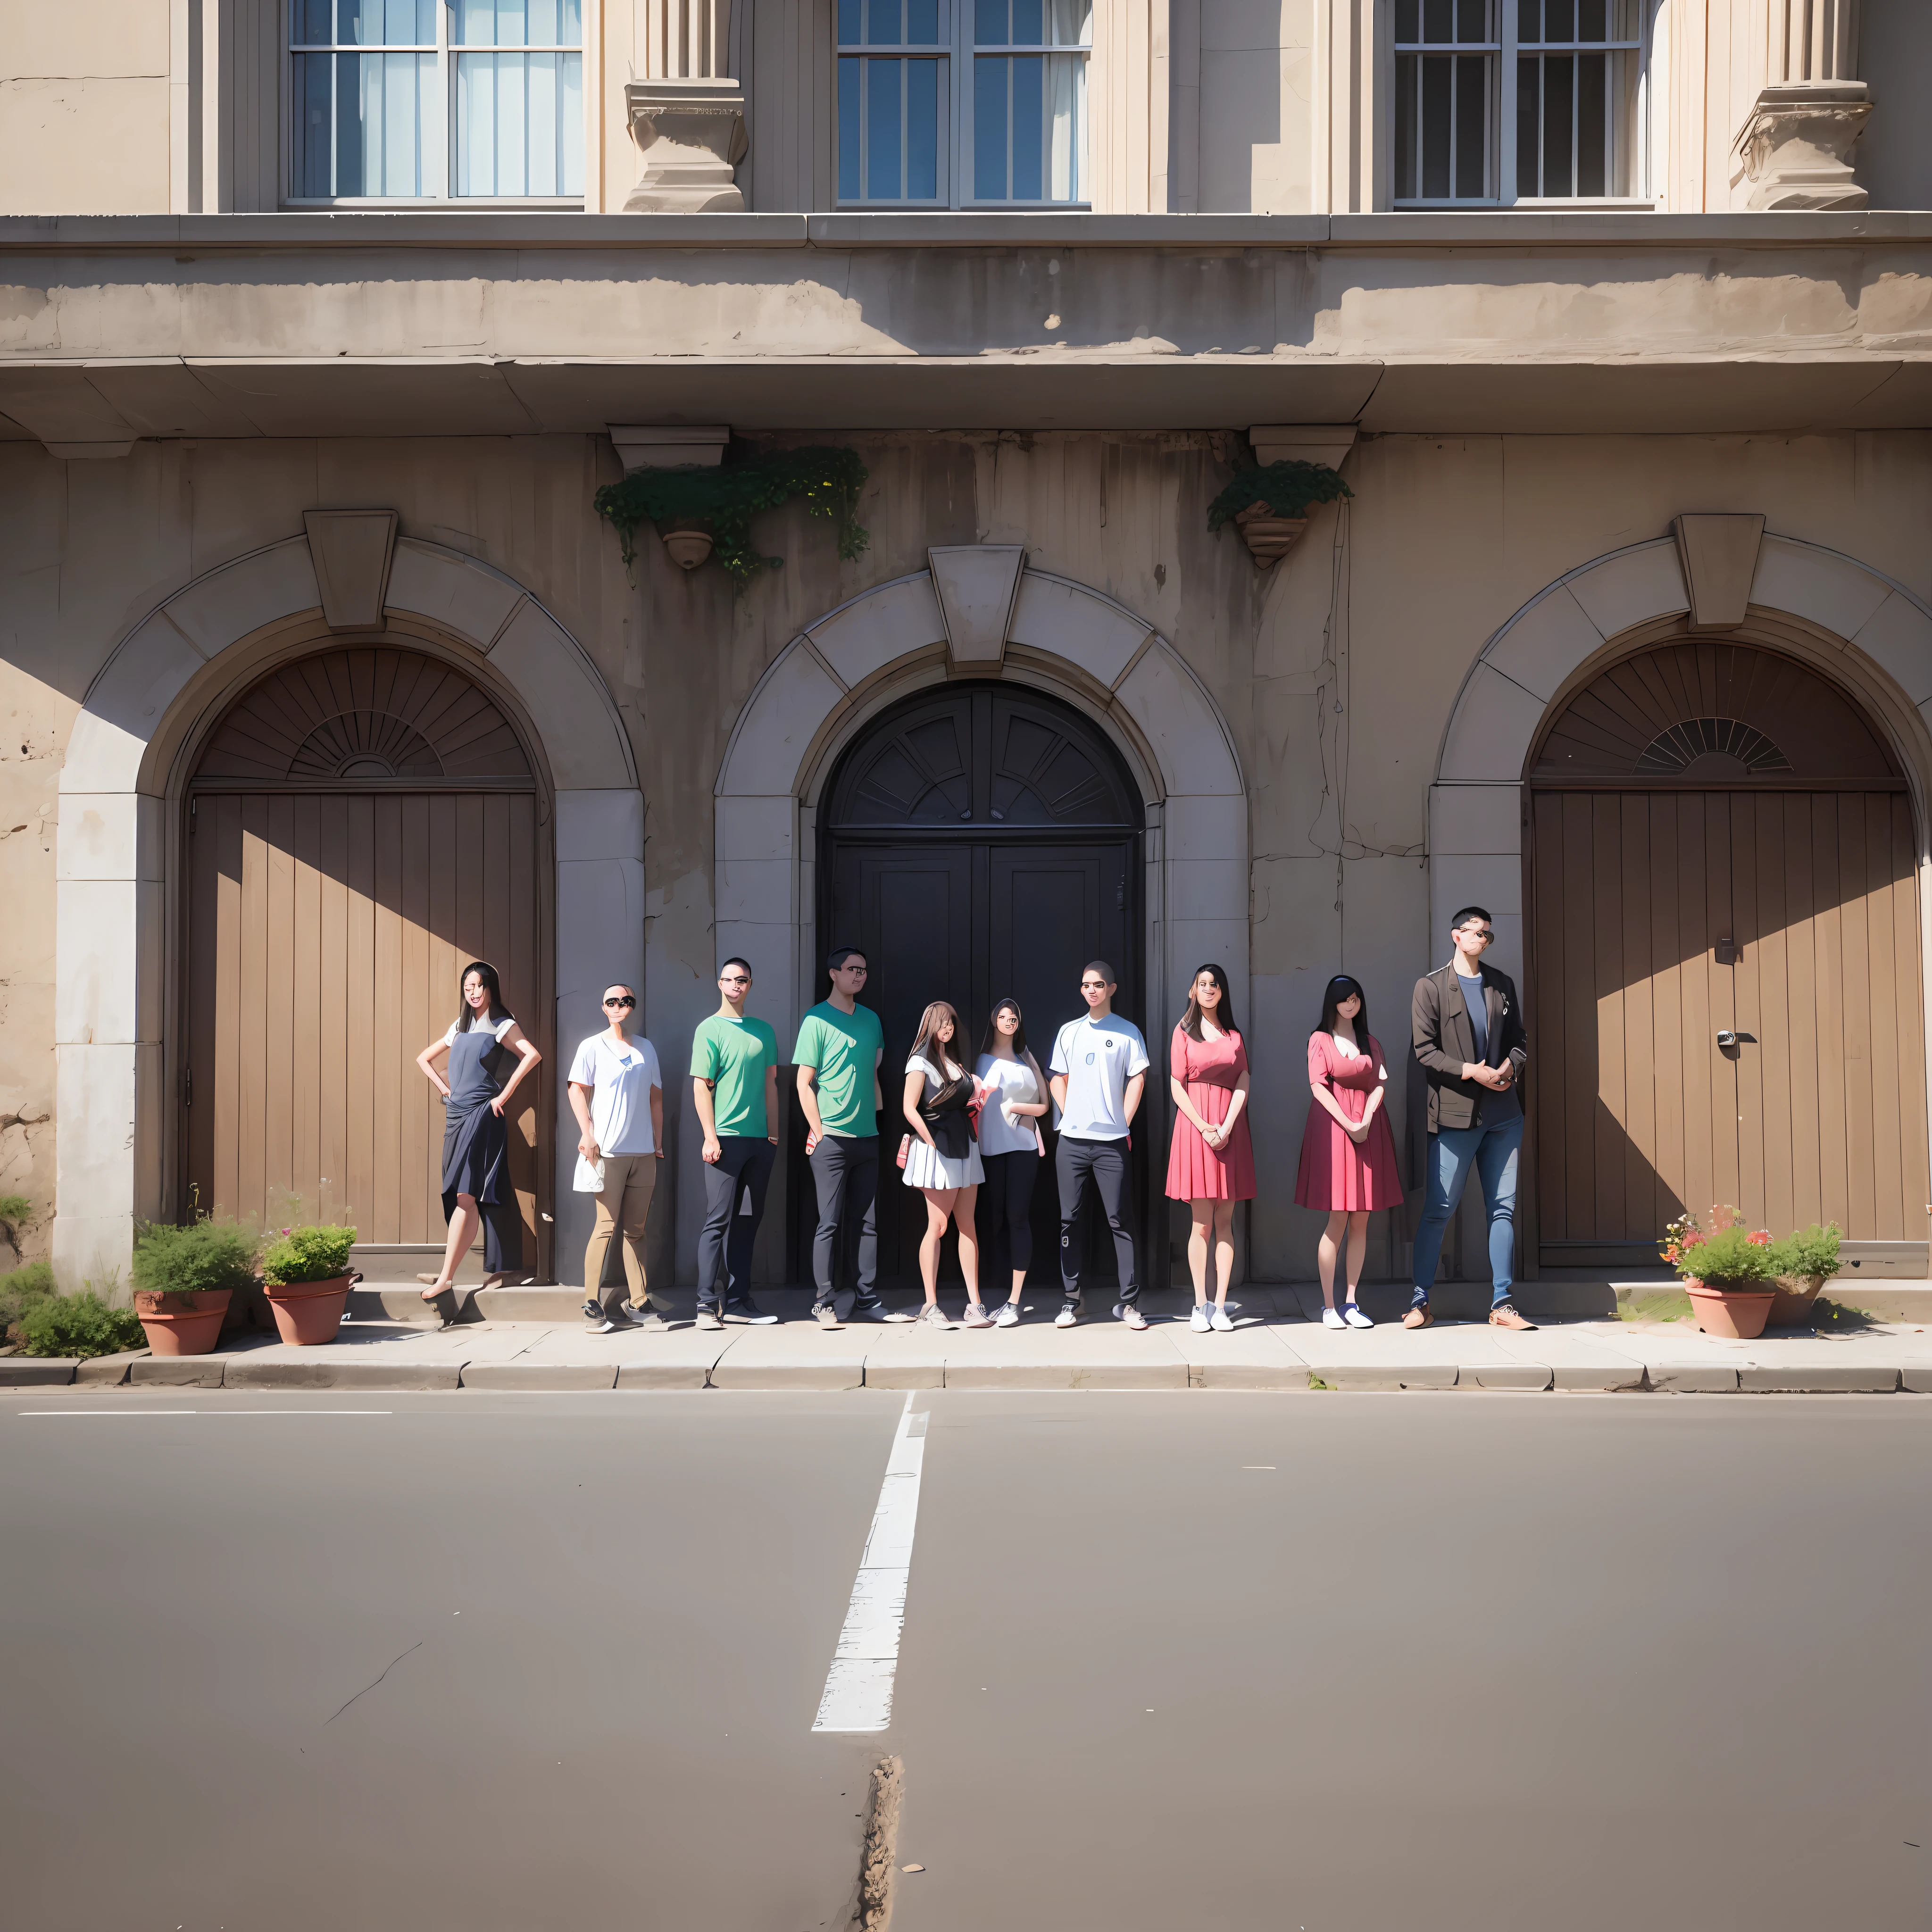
4,1390,1929,1931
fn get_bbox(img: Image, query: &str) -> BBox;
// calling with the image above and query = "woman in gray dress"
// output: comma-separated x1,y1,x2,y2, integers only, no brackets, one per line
414,960,541,1307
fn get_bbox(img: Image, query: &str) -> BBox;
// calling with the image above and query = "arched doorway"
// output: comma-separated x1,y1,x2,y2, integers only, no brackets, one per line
181,643,553,1276
805,682,1145,1288
1525,636,1928,1269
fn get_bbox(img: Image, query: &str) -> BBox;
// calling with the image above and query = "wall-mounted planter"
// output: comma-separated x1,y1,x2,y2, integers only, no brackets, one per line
663,525,716,571
1234,502,1310,566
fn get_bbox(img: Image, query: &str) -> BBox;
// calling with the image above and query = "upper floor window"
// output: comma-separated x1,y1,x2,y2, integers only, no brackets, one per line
1393,0,1647,206
291,2,583,203
837,0,1091,208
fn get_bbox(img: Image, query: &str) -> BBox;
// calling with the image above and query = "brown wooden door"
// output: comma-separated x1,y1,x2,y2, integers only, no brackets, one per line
184,790,547,1272
1530,788,1928,1267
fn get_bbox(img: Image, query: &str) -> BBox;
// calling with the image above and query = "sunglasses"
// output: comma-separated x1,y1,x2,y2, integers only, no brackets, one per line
603,995,635,1008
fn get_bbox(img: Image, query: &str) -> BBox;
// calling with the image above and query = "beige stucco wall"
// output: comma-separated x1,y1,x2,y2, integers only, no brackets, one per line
4,423,1927,1283
0,2,172,216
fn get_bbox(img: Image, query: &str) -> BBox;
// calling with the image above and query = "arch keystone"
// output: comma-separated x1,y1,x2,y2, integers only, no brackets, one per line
928,545,1024,666
304,509,399,630
1673,514,1765,631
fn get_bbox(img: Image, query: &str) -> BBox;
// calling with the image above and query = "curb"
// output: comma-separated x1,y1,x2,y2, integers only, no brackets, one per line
458,1363,618,1390
0,1357,77,1386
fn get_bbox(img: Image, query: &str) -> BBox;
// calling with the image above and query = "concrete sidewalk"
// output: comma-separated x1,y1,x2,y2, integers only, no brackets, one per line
7,1285,1930,1392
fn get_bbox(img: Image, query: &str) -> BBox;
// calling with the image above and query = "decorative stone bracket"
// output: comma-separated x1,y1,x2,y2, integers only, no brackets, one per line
1731,82,1872,211
624,79,747,213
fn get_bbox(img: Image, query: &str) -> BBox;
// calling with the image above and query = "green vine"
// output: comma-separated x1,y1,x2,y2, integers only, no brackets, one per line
594,446,871,587
1207,459,1353,532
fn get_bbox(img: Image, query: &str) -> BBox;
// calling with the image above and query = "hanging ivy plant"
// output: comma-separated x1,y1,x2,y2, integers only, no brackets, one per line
1206,458,1353,532
594,446,871,587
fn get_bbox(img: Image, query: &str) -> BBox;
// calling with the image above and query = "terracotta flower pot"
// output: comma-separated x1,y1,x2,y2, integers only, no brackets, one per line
1233,500,1310,565
1766,1273,1827,1327
133,1288,233,1357
1683,1278,1776,1340
263,1274,355,1347
662,524,715,570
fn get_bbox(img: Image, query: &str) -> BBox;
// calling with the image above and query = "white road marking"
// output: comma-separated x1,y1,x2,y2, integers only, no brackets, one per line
813,1391,927,1734
19,1408,391,1418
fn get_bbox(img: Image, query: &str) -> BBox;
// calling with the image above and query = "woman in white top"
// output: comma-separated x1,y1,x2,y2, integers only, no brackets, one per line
896,999,984,1330
413,960,541,1313
566,983,665,1333
973,998,1050,1329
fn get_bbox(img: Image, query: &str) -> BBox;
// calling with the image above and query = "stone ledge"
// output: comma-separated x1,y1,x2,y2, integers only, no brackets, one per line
1737,1365,1901,1393
223,1358,461,1391
0,1357,76,1385
1645,1364,1741,1393
458,1363,618,1391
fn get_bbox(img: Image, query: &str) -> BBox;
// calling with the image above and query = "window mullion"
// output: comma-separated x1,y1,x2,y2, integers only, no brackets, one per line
1498,6,1517,204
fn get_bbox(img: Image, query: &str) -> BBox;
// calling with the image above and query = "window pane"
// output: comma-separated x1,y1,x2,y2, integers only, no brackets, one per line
1576,50,1606,193
838,55,862,193
1456,0,1485,41
1516,0,1540,39
976,0,1006,38
1046,49,1083,196
975,56,1008,197
455,49,582,193
1011,53,1042,197
907,56,938,196
457,1,579,43
839,0,861,41
1420,57,1451,194
305,50,436,194
866,57,902,195
293,51,333,194
1546,0,1574,40
866,0,900,44
907,0,938,40
325,0,435,43
1516,55,1541,193
1422,0,1453,41
1395,52,1417,194
1453,52,1486,196
1541,51,1573,194
1011,0,1043,43
1580,0,1605,36
1047,0,1091,46
1396,0,1419,40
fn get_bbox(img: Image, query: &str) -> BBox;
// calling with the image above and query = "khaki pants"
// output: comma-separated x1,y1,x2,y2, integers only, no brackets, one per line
583,1152,664,1313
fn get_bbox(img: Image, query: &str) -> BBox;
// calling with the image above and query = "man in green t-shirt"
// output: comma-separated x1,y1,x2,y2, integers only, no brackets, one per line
691,958,782,1329
793,946,887,1327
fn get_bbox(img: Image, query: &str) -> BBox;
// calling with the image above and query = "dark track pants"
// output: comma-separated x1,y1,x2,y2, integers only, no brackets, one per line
980,1148,1040,1285
808,1133,883,1313
1056,1134,1137,1306
696,1135,776,1313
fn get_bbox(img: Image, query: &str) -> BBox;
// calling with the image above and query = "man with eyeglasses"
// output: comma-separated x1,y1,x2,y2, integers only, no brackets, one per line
794,946,889,1328
1048,960,1151,1330
1407,906,1536,1331
691,957,782,1330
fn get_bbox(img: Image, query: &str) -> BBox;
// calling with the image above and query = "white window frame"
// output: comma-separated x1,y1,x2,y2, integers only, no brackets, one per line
835,1,1092,210
285,3,586,208
1392,0,1654,209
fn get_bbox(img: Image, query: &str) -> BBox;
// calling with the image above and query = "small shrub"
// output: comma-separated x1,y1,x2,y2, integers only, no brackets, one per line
1207,459,1353,531
262,1224,358,1287
131,1218,260,1299
1769,1221,1842,1282
18,1290,143,1359
0,1258,57,1339
0,1192,32,1228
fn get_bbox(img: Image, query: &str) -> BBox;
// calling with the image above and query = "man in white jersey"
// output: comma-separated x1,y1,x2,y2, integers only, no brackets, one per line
1048,959,1151,1330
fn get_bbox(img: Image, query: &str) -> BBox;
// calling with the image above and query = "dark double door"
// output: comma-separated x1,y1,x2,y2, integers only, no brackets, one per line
798,684,1144,1291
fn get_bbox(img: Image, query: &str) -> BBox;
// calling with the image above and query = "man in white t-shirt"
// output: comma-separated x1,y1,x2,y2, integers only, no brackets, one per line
566,986,666,1332
1048,959,1151,1330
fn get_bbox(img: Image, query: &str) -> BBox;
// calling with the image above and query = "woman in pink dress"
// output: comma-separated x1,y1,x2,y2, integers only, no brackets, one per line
1294,974,1403,1329
1166,964,1256,1332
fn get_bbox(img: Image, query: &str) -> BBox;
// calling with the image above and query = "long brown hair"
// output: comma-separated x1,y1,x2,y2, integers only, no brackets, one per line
1180,962,1238,1042
979,997,1029,1058
908,1000,965,1076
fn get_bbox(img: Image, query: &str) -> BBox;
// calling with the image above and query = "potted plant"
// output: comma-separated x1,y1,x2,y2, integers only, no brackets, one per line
131,1218,259,1356
1661,1206,1776,1339
1207,460,1353,566
260,1223,359,1346
1765,1222,1842,1327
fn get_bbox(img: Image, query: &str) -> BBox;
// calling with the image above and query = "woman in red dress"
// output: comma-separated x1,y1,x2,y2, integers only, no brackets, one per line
1294,974,1403,1329
1166,963,1256,1332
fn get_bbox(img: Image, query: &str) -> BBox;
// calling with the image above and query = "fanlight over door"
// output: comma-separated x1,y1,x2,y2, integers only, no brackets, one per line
1528,638,1927,1270
184,647,550,1273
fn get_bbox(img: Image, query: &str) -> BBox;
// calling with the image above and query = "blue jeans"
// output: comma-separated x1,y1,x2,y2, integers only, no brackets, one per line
1411,1116,1524,1309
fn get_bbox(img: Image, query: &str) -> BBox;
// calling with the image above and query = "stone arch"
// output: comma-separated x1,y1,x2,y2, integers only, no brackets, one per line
712,555,1247,1066
54,527,638,1287
1429,530,1932,977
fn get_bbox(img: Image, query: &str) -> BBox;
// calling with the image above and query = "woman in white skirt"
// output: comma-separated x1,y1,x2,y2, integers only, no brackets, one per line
895,999,984,1330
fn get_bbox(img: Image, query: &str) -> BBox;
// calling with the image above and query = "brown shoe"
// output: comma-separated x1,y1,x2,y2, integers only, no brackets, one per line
1402,1303,1433,1329
1489,1303,1538,1331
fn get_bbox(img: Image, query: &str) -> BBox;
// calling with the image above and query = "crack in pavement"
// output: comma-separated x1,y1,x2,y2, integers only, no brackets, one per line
324,1641,424,1726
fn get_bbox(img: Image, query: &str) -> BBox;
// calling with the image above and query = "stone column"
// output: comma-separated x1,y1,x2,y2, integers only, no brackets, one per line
625,0,747,211
1731,0,1870,210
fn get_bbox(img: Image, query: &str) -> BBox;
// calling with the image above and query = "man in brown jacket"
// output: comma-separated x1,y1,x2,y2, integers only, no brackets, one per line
1407,906,1536,1331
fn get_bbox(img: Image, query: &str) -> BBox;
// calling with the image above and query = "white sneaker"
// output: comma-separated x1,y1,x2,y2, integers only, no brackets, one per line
1210,1305,1234,1332
994,1301,1020,1328
1322,1307,1347,1329
1190,1303,1211,1332
1344,1303,1374,1328
919,1303,953,1329
1114,1302,1149,1331
1055,1298,1081,1327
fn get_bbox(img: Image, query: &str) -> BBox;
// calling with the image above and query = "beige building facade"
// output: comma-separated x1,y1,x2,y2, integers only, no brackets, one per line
5,1,1932,1295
